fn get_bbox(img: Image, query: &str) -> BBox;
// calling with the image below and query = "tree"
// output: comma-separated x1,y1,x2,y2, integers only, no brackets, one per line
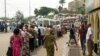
59,0,65,8
34,9,39,17
78,7,85,14
62,8,68,14
15,11,24,24
58,6,63,13
38,7,51,16
35,7,58,17
54,9,59,14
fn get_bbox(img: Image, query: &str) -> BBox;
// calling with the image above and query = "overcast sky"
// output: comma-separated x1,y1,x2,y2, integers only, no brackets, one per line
0,0,73,18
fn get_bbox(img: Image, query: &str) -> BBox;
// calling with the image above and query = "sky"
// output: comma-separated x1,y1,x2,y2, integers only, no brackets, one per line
0,0,73,18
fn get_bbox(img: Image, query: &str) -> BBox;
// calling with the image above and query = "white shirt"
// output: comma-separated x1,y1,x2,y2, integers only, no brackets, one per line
20,30,25,38
86,27,93,41
38,26,45,35
34,27,38,34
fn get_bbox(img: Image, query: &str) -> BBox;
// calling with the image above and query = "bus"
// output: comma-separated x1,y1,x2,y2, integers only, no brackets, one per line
36,18,60,26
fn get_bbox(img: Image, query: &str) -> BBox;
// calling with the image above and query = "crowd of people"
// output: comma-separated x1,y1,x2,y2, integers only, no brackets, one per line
7,23,58,56
6,21,98,56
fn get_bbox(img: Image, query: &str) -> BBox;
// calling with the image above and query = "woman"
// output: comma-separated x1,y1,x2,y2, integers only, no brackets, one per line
44,27,58,56
22,25,30,56
28,25,37,52
10,28,22,56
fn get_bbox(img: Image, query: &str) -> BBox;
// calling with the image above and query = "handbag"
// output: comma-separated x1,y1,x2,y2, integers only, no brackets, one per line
6,46,12,56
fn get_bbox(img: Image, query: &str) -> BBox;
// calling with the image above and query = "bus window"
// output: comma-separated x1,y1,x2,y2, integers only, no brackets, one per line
53,21,55,25
56,21,60,25
44,20,49,26
50,21,53,25
38,21,43,26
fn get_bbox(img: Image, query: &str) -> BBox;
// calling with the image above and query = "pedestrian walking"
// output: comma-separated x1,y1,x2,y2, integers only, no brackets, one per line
44,26,58,56
10,28,22,56
78,23,87,55
68,24,78,46
86,24,93,56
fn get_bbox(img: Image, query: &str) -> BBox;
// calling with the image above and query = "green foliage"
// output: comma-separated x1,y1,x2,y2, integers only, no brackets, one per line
78,7,85,14
59,0,65,7
34,7,59,17
15,10,24,23
62,8,68,14
38,7,50,16
34,9,39,16
58,6,63,12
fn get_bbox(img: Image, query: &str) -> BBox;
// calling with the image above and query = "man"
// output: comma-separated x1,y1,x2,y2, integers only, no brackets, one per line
68,24,77,46
57,25,62,37
4,23,8,32
78,23,87,55
86,24,93,56
38,24,45,46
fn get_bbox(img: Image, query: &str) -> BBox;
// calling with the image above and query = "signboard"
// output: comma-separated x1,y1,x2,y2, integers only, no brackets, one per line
85,0,94,13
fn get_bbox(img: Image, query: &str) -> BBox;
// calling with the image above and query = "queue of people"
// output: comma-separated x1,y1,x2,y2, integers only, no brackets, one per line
7,23,58,56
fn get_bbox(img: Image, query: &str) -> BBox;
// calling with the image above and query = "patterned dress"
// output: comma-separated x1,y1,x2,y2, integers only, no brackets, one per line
22,32,30,56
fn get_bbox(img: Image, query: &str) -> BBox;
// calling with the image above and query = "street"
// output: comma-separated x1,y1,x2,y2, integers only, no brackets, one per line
0,0,100,56
0,32,69,56
0,32,98,56
0,32,12,56
31,34,69,56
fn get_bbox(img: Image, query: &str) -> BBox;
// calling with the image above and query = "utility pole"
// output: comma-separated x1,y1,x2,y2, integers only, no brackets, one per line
29,0,31,16
4,0,7,22
4,0,8,32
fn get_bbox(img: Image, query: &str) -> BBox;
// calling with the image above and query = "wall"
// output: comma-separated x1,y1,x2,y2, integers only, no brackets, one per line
87,10,100,43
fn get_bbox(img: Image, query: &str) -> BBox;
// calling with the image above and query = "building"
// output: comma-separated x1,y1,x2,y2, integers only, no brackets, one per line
68,1,76,13
85,0,100,55
68,0,85,14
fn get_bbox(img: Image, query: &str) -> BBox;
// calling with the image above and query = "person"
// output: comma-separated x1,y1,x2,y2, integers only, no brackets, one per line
34,25,38,34
38,24,45,46
68,24,77,46
18,24,26,56
10,28,22,56
28,25,37,52
18,24,25,39
57,25,62,37
44,25,50,40
4,23,8,32
78,23,87,55
44,26,58,56
86,24,93,56
0,24,4,32
38,26,41,47
22,25,30,56
33,25,38,48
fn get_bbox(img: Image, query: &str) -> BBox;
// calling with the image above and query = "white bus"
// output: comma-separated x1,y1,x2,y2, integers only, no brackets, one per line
36,18,60,26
